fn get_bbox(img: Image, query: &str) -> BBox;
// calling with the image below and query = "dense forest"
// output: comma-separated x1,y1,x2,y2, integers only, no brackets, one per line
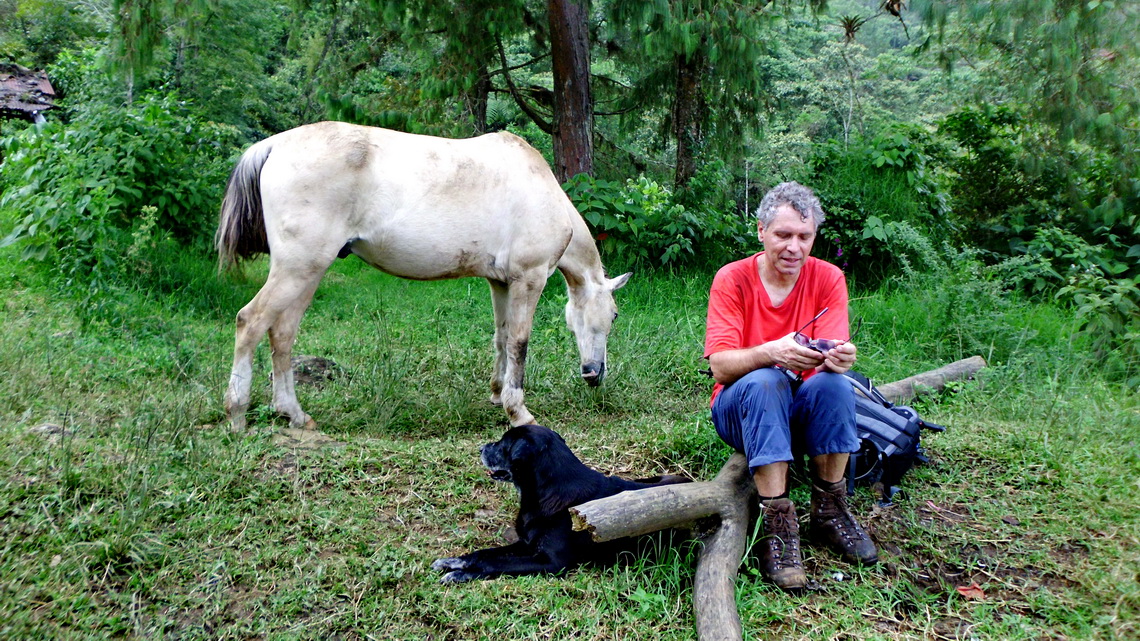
0,0,1138,374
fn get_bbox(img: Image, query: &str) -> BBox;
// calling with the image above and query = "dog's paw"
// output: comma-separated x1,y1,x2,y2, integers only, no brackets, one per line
440,570,476,584
432,557,467,572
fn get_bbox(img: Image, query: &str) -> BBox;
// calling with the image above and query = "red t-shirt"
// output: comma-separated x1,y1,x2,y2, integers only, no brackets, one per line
704,253,850,405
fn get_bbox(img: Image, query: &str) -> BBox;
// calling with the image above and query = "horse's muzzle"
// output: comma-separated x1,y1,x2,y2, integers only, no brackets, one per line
581,362,605,386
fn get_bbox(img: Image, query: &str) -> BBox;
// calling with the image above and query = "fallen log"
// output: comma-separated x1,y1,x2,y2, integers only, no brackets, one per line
875,355,987,404
570,453,755,641
571,355,987,641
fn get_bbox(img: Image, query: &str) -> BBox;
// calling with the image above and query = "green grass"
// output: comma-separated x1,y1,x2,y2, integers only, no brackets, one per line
0,249,1137,640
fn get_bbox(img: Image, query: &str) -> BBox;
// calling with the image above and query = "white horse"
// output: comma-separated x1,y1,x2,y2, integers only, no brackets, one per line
216,121,630,430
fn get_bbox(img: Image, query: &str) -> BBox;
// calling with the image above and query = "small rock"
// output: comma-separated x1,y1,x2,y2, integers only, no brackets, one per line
290,355,342,385
272,427,343,450
832,572,846,582
29,423,71,444
1001,515,1021,526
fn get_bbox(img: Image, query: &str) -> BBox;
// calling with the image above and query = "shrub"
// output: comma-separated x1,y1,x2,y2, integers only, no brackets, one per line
805,129,951,284
0,85,240,321
564,167,752,272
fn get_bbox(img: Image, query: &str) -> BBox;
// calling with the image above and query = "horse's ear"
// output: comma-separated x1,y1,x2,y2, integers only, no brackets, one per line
609,272,632,291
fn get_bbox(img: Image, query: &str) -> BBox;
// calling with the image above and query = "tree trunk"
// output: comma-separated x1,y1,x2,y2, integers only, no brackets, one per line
571,453,754,640
464,62,491,134
673,47,707,190
547,0,593,181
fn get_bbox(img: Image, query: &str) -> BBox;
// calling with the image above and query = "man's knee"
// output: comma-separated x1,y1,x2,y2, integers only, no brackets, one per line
801,371,854,397
730,367,794,401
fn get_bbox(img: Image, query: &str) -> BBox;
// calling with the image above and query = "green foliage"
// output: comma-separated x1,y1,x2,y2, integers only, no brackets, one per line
566,173,698,270
936,105,1061,252
1059,272,1140,385
0,0,107,67
565,166,751,272
805,128,950,284
0,80,239,320
605,0,783,185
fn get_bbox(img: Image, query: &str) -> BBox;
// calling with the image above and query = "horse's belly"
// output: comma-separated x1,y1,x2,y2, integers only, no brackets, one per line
350,242,507,282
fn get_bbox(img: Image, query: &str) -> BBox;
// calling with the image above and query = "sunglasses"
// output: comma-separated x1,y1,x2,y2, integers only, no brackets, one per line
793,307,860,352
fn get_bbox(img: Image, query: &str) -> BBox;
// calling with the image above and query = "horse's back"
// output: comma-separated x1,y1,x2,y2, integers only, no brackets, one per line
256,122,575,280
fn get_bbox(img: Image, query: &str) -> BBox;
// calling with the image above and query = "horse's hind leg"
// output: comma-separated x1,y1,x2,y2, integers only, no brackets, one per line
224,265,325,430
267,278,322,428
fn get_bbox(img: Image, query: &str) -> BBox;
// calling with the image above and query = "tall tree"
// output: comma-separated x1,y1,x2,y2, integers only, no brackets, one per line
547,0,593,181
608,1,781,190
378,0,529,135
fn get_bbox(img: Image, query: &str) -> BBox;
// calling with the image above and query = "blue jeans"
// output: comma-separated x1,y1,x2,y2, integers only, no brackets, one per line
711,368,858,473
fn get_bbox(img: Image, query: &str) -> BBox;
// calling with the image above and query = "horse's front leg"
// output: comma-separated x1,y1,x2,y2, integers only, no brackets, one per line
500,275,545,426
487,279,509,407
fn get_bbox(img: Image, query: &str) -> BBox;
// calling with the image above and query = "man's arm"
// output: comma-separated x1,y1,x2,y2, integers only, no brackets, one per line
709,334,826,386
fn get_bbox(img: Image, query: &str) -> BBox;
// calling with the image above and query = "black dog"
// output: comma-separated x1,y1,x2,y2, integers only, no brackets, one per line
432,424,689,583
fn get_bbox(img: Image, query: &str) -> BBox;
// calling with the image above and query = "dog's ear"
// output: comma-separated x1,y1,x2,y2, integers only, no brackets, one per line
509,435,538,465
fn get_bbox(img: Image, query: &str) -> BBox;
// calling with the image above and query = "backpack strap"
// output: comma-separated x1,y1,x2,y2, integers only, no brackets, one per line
844,371,892,407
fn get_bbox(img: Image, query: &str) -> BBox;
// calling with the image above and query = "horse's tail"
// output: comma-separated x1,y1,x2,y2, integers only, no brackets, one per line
216,139,273,273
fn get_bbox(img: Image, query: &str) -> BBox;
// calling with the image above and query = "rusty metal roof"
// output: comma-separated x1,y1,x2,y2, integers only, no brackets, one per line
0,63,56,117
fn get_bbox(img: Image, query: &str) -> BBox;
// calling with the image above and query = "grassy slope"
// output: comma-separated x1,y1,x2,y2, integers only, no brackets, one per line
0,252,1136,640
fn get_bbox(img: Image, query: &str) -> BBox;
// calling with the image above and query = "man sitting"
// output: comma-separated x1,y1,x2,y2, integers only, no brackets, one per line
703,181,877,590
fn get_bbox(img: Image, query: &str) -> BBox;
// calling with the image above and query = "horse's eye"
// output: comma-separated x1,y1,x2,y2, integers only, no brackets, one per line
612,312,619,321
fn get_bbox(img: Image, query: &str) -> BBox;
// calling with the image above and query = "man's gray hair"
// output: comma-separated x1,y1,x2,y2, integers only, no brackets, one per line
756,181,825,229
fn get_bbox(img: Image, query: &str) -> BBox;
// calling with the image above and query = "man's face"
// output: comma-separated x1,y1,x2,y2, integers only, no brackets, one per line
758,203,817,278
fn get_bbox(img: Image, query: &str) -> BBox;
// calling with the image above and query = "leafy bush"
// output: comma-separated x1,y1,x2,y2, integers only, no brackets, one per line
936,105,1061,252
806,129,951,284
0,82,240,320
564,167,752,271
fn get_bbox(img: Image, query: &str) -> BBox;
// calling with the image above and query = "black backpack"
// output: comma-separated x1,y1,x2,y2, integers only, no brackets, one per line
844,371,946,505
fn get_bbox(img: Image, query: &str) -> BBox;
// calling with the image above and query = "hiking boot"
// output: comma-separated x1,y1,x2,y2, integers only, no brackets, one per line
758,498,807,590
810,480,878,565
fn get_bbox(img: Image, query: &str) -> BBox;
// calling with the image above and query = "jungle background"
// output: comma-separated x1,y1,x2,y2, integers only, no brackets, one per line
0,1,1137,639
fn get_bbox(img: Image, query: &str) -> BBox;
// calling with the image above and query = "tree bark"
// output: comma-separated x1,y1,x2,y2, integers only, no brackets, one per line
464,62,491,134
673,47,707,190
547,0,593,181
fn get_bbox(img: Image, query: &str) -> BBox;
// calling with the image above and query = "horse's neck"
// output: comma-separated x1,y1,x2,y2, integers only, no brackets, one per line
557,215,607,291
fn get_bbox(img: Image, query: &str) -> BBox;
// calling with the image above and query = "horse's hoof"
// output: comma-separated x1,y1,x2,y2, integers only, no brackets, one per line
489,394,503,407
301,417,318,430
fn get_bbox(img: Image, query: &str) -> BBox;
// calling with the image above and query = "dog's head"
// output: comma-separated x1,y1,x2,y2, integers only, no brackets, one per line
480,424,572,486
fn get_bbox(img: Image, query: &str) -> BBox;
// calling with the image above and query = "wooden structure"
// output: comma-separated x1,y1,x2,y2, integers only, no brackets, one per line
571,356,988,641
0,63,55,122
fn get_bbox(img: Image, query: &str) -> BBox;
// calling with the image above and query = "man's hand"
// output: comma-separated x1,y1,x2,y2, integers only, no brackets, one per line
770,333,826,371
819,341,857,375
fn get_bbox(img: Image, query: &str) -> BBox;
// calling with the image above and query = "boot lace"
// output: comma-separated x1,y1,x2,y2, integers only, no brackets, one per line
763,504,803,569
819,491,870,544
